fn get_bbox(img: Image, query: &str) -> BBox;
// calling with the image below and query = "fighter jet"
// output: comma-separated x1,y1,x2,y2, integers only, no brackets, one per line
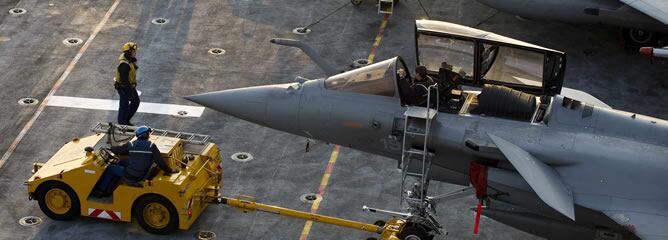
187,20,668,240
475,0,668,46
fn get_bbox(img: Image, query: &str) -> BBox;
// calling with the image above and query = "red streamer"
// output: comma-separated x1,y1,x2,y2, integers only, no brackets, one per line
474,201,482,235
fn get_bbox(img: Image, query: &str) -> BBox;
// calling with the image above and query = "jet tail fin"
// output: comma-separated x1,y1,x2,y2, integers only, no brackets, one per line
270,38,337,76
487,133,576,221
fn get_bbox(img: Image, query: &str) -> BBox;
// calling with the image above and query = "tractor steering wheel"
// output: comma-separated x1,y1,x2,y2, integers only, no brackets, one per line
99,148,119,164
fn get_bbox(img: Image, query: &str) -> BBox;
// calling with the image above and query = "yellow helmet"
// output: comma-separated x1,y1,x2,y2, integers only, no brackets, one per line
121,42,138,52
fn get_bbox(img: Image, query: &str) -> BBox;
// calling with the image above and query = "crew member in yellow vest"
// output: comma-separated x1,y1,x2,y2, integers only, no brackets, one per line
114,42,141,125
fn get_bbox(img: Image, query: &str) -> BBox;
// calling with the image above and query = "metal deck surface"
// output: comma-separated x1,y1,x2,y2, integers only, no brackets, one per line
0,0,666,239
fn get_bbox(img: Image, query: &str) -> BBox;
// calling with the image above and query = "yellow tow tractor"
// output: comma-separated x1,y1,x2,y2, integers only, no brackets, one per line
26,123,436,239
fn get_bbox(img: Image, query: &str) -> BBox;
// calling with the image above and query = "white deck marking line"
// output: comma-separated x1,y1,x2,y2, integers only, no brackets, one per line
46,96,205,117
0,0,122,169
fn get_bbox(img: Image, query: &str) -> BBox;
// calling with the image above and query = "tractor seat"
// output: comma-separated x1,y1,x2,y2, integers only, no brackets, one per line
123,163,158,187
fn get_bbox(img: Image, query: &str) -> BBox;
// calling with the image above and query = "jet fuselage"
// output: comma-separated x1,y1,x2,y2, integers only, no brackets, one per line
476,0,666,32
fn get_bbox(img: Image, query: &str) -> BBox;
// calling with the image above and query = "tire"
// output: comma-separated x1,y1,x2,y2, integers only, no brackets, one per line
36,181,80,221
134,195,179,234
351,0,363,6
374,220,386,226
398,223,433,240
624,28,658,46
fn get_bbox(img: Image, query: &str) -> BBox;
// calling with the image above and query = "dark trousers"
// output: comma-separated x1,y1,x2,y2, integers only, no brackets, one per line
96,160,128,194
117,87,140,125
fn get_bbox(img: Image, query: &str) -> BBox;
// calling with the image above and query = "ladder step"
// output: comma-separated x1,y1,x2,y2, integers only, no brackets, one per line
405,131,426,136
404,106,437,119
405,172,424,177
405,149,426,155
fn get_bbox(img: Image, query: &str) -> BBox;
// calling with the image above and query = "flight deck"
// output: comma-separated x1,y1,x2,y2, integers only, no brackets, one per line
0,0,666,239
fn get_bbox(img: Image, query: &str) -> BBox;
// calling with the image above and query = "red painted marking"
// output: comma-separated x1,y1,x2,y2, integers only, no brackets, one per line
89,209,103,217
106,210,120,220
324,164,334,174
474,202,482,235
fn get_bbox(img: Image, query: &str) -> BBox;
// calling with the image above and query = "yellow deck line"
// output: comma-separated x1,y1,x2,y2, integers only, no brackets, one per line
299,13,390,239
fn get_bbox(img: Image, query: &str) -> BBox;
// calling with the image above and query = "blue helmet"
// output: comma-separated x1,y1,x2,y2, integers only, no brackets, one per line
135,126,152,138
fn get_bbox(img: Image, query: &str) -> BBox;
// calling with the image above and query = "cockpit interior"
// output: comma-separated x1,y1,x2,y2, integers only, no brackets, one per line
321,20,566,124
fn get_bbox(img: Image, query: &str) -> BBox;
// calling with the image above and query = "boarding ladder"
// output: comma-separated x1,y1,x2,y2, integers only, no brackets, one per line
91,122,211,145
400,84,439,210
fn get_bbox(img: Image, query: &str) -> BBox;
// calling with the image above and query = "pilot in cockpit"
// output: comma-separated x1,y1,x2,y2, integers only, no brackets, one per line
414,66,441,107
437,61,462,101
438,61,462,90
397,67,429,106
414,66,436,89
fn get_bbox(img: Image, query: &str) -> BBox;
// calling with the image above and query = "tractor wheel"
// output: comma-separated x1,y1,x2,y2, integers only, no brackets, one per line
134,195,179,234
398,223,433,240
36,181,80,221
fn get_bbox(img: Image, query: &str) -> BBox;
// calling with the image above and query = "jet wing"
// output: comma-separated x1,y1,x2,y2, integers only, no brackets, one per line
620,0,668,25
487,134,576,220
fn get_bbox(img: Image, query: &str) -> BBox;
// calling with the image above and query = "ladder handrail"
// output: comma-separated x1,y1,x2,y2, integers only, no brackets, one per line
400,84,439,208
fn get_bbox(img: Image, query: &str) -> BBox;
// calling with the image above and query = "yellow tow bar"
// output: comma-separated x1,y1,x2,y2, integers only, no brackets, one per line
211,196,405,240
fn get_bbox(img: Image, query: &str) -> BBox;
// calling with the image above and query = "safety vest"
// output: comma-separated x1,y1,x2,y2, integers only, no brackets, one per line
114,53,137,87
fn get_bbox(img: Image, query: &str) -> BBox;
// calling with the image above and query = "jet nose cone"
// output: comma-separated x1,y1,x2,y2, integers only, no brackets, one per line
185,86,272,125
186,83,303,132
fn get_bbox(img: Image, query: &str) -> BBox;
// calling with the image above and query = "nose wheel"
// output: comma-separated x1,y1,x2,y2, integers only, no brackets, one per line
398,223,433,240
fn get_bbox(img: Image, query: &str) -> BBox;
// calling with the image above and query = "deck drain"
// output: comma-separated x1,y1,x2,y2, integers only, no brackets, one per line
351,58,370,69
208,48,225,56
292,27,311,35
300,193,320,203
19,216,42,226
173,110,189,118
231,152,253,162
9,8,26,15
18,97,39,106
63,38,83,46
151,18,169,25
196,231,216,240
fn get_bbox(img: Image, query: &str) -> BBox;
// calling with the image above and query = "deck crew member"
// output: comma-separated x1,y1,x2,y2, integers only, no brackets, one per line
95,126,178,195
114,42,141,126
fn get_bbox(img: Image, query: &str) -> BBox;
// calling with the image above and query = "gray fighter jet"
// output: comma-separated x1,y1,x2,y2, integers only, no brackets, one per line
475,0,668,45
187,20,668,240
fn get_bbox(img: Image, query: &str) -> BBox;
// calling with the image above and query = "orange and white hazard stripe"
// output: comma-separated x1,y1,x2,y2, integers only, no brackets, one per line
88,208,121,221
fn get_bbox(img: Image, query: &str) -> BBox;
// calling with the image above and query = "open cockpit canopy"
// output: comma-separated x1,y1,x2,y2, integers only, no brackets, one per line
415,20,566,95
